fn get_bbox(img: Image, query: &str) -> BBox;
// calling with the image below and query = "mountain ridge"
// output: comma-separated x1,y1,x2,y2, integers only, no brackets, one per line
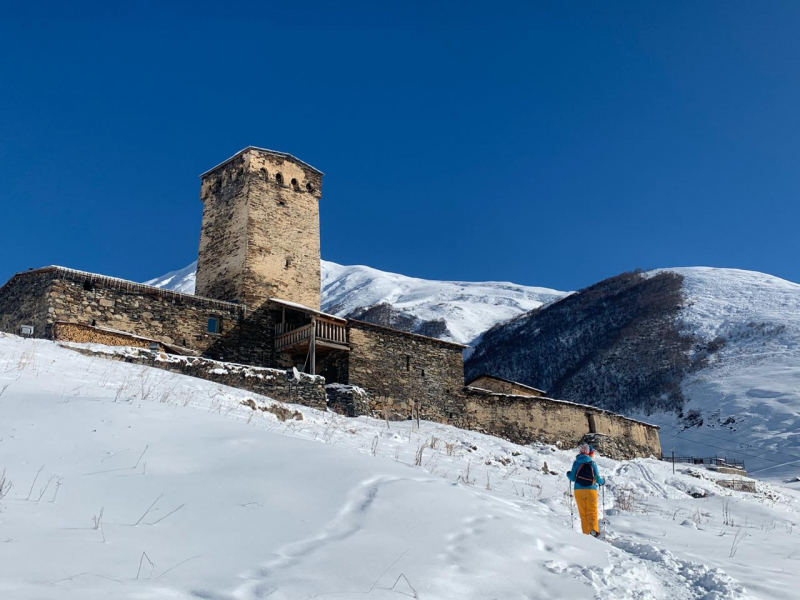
146,260,569,346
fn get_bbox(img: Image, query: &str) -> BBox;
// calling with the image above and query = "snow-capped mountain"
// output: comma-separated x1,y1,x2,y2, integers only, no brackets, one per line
144,261,197,294
467,267,800,477
145,260,568,346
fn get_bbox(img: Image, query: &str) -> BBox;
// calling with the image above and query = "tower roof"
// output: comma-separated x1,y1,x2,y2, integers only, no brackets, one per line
199,146,324,178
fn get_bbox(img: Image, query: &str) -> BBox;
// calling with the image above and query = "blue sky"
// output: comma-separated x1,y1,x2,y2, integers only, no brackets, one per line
1,1,799,292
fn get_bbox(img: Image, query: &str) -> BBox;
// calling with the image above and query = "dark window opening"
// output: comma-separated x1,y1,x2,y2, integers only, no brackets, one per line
285,257,292,269
83,279,94,291
277,199,287,206
259,168,268,180
91,319,97,327
275,172,284,185
420,369,425,378
306,183,315,193
291,178,300,191
208,317,221,334
406,355,411,371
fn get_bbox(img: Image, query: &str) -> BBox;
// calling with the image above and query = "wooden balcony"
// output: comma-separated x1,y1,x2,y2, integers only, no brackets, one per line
275,319,349,353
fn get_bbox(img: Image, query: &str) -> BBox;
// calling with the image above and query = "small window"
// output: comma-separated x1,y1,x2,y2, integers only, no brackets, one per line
207,318,221,334
83,279,94,291
284,257,291,269
406,355,411,371
291,178,300,191
420,369,425,378
259,168,268,180
275,172,284,185
306,183,315,193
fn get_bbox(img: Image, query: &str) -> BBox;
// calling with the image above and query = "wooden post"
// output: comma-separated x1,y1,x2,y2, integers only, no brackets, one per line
310,317,316,376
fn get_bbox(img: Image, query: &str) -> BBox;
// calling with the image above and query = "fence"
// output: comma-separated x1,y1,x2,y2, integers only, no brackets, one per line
662,456,745,470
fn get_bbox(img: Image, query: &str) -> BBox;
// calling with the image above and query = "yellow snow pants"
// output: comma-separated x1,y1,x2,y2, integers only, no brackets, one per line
574,489,599,535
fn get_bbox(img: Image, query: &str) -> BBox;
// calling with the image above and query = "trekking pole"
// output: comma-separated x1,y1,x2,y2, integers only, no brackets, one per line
568,480,575,530
601,484,605,524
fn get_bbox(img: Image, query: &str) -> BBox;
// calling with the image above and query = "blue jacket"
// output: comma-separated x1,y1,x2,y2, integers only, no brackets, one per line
567,454,605,490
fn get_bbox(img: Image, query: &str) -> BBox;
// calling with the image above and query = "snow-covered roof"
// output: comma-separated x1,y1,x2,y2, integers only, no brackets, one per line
199,146,324,178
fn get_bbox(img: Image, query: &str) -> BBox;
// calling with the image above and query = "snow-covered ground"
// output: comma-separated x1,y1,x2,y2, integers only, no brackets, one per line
2,334,799,599
146,261,568,346
644,268,800,483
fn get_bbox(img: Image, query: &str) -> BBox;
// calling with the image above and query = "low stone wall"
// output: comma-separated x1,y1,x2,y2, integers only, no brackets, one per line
325,384,370,417
346,320,468,423
66,346,327,411
463,388,661,460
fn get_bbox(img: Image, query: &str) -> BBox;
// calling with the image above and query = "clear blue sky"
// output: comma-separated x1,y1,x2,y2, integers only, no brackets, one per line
2,1,799,292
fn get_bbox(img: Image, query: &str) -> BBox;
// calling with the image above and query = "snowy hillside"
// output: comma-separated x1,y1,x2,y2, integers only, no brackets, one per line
1,333,798,599
145,260,568,345
650,267,800,479
467,266,800,479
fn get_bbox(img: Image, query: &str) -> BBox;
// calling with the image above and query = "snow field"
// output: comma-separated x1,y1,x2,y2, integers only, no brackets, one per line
1,335,799,599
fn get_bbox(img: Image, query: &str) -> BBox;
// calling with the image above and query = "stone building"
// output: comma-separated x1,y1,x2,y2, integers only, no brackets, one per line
0,146,662,459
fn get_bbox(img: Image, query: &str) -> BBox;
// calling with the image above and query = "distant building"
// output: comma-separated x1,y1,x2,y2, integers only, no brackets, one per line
0,147,661,459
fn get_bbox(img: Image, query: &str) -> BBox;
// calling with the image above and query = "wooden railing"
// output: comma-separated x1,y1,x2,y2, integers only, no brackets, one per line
274,320,348,351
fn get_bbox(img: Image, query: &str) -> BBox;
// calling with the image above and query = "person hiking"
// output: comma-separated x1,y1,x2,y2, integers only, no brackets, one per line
566,443,605,537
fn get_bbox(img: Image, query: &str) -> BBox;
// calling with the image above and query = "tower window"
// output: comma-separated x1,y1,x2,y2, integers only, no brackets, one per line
207,318,221,334
259,168,268,180
406,355,411,371
284,257,292,269
83,279,94,291
306,183,315,193
275,172,284,185
291,178,299,191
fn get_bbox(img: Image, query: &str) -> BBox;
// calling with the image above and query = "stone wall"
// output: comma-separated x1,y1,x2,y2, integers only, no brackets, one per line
464,388,661,460
0,270,54,338
466,375,545,397
345,320,467,423
195,153,250,304
0,268,265,361
67,346,327,410
196,147,324,310
325,383,370,417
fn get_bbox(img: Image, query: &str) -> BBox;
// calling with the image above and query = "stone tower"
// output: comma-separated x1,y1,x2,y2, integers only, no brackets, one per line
195,147,323,310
